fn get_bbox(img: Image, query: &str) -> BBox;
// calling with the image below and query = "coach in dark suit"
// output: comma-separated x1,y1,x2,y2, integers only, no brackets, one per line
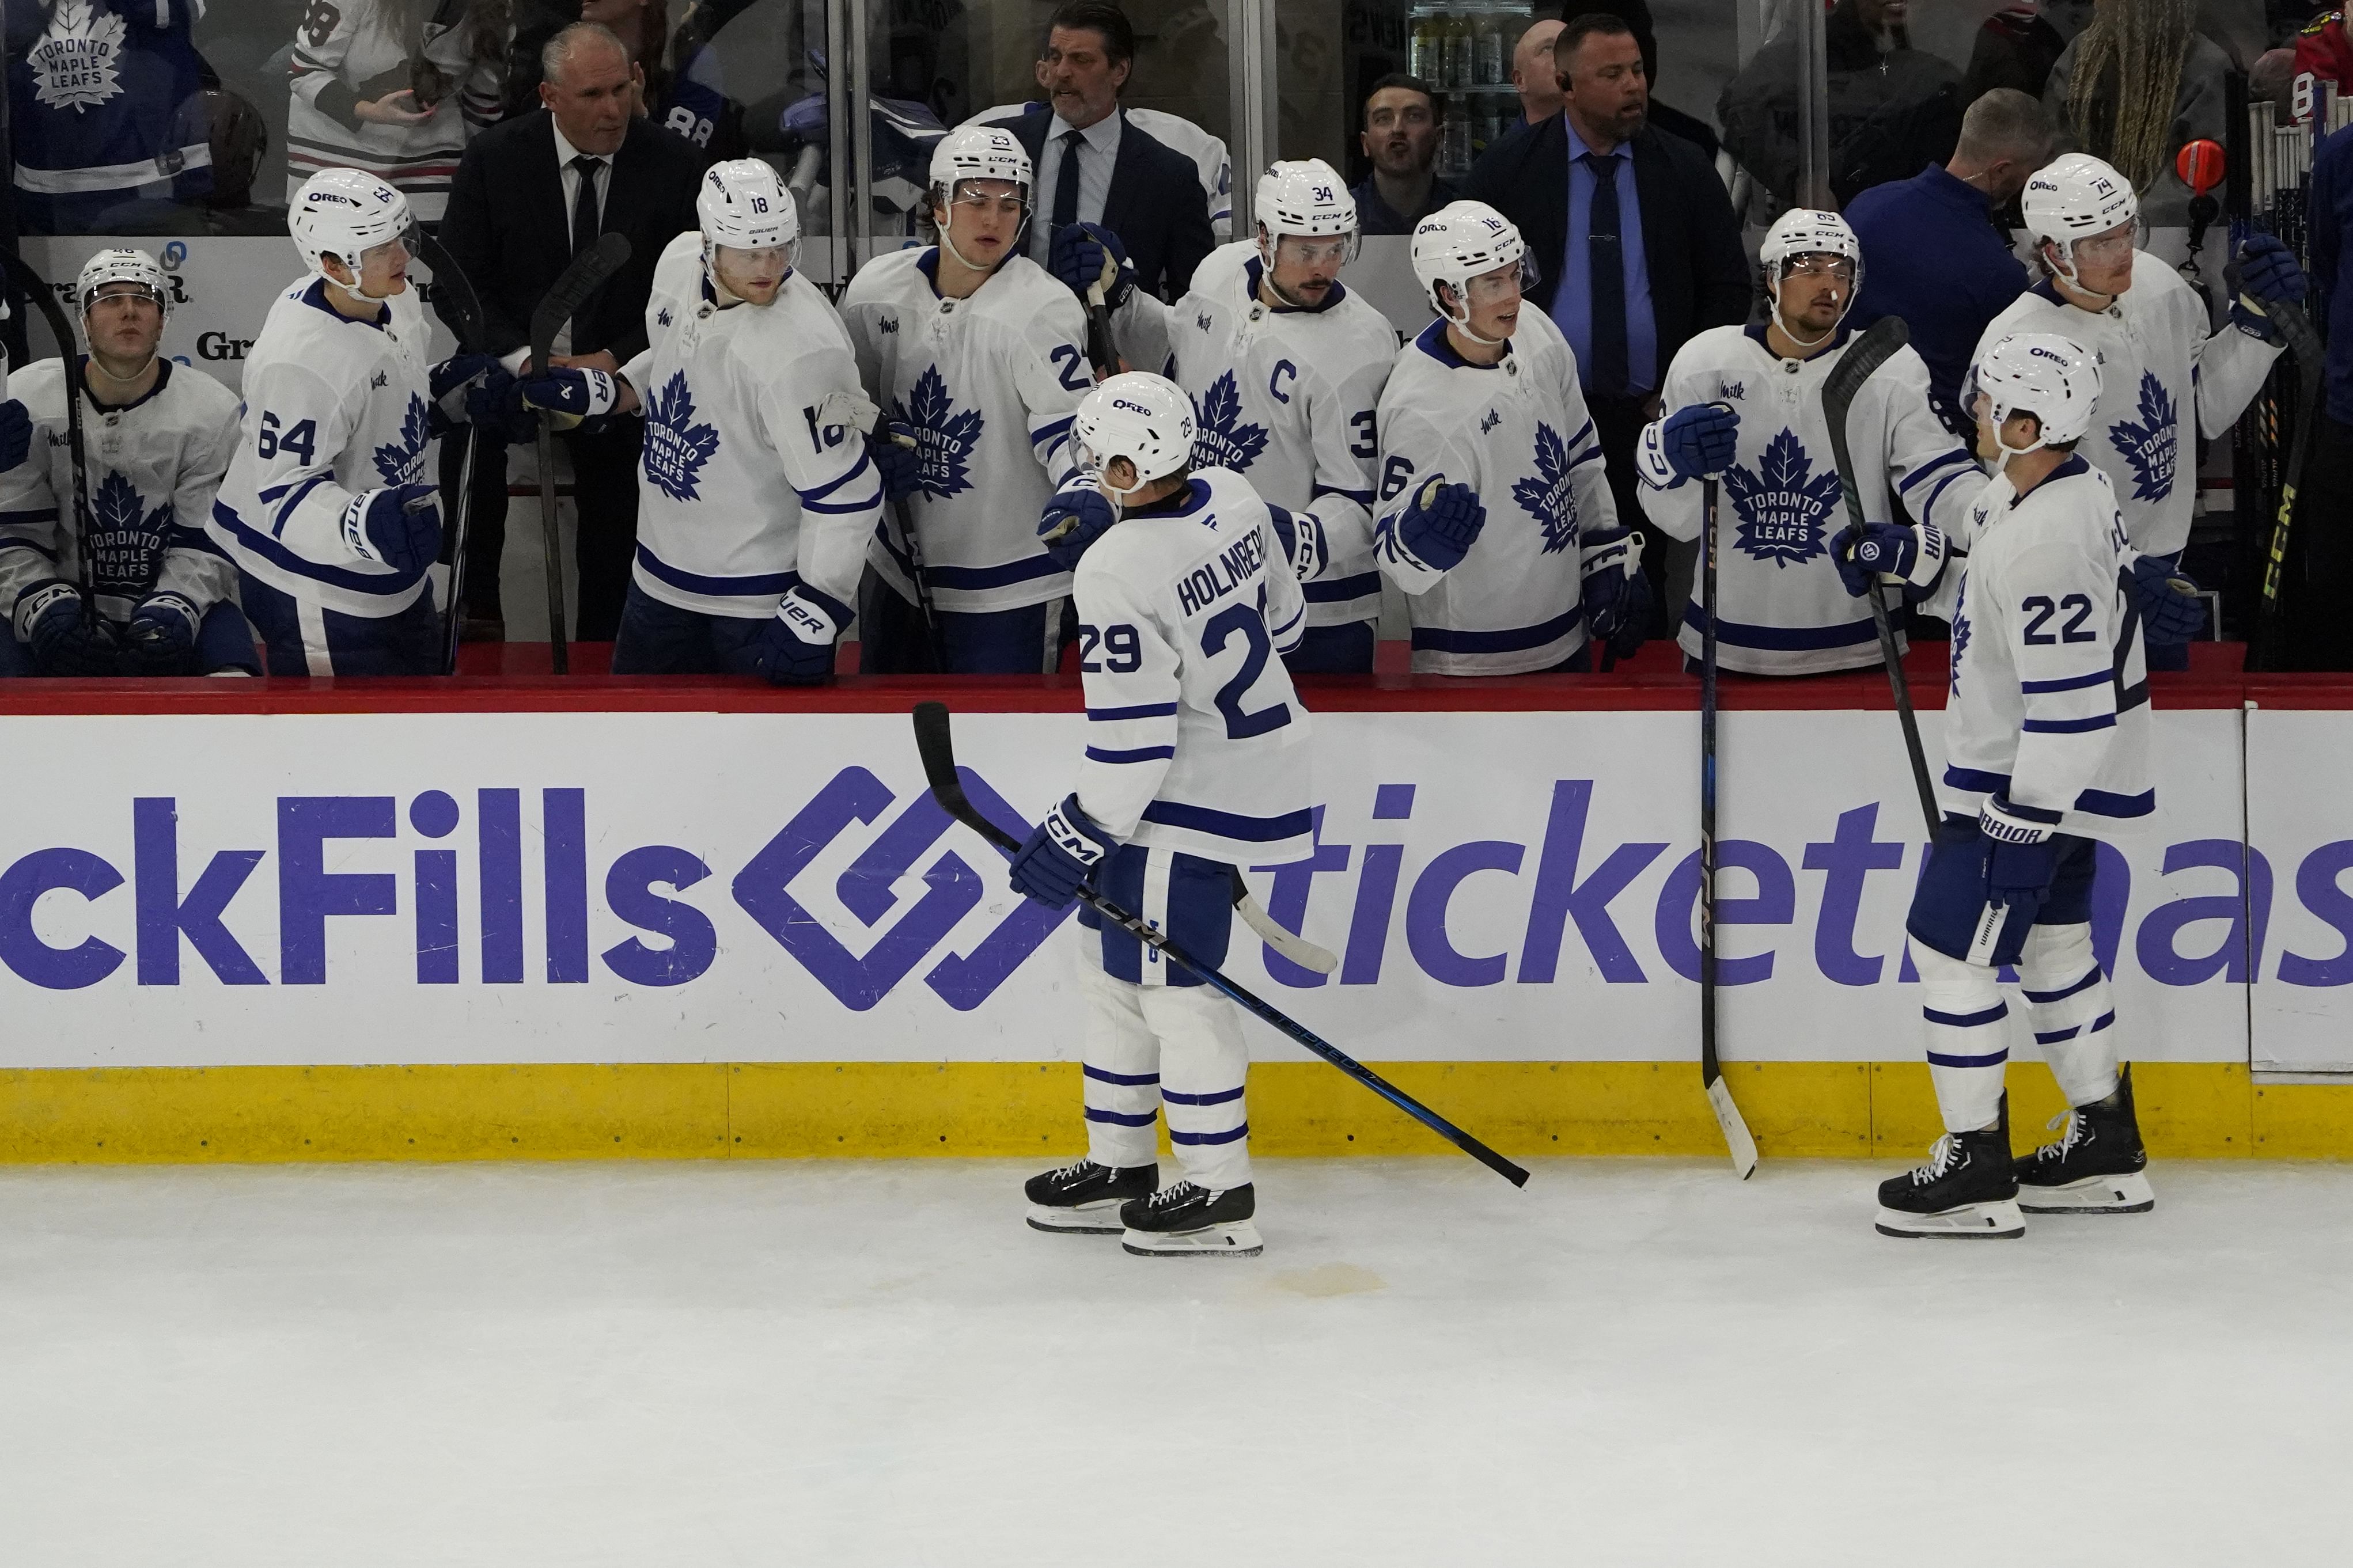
435,21,704,643
992,2,1213,301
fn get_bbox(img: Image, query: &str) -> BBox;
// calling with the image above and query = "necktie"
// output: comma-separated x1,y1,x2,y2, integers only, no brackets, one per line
1582,151,1628,398
1052,130,1083,229
569,154,602,257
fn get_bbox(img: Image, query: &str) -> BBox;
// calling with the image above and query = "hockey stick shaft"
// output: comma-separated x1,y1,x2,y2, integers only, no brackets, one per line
526,234,634,676
1699,480,1758,1179
414,230,487,677
911,701,1528,1187
867,411,947,673
4,255,93,606
1085,284,1119,382
2253,299,2325,671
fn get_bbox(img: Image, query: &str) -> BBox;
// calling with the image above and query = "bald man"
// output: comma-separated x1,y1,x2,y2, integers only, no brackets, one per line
1511,19,1565,128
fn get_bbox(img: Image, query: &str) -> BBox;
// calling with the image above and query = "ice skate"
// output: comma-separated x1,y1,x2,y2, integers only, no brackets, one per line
1875,1099,2024,1239
2015,1065,2155,1213
1119,1181,1263,1257
1025,1159,1158,1234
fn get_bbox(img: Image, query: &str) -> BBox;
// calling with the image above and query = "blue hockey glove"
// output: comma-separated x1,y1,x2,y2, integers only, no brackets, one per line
18,582,119,675
1267,504,1324,583
1395,477,1487,571
870,418,923,501
0,396,31,472
1581,526,1651,658
428,353,511,434
1832,521,1919,598
1972,795,2060,964
1038,485,1120,573
1048,222,1135,310
2227,233,2308,341
119,591,201,675
1007,792,1118,910
743,584,849,686
342,483,441,576
507,363,620,431
2132,553,2206,645
1656,402,1739,482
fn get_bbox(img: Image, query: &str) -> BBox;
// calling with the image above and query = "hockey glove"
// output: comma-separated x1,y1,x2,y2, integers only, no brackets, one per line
1972,795,2060,965
2227,233,2307,341
1581,526,1651,658
509,364,620,431
429,354,511,435
743,584,850,686
1038,485,1120,573
1393,477,1487,572
119,591,201,675
1008,792,1118,910
1267,505,1325,584
1048,222,1136,311
1649,402,1740,484
0,396,31,472
343,483,442,577
18,582,119,676
2132,553,2207,645
870,418,923,501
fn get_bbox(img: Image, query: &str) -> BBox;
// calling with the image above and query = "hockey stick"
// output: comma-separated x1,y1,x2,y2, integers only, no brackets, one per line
862,407,947,673
1698,476,1759,1181
2253,299,2326,672
911,700,1525,1186
415,228,487,677
3,255,93,609
527,231,633,675
1084,284,1120,382
1821,316,1941,840
1227,867,1339,975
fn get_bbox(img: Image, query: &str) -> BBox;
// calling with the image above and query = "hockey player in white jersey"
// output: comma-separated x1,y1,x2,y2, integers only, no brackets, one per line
839,124,1094,673
207,169,509,675
1976,151,2305,669
1052,159,1399,672
1873,332,2155,1240
1369,201,1646,675
1637,209,1981,676
539,159,882,682
0,249,252,677
1007,373,1309,1257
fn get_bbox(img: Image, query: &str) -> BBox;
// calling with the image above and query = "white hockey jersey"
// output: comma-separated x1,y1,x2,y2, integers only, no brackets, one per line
1370,309,1619,675
838,246,1092,614
1638,324,1983,676
0,357,241,629
207,275,439,618
1111,255,1399,629
1975,253,2278,557
618,268,883,619
7,0,212,231
285,0,500,222
1071,466,1313,867
1941,454,2151,838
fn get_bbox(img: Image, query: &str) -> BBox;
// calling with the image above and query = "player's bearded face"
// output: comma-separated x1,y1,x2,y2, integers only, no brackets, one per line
85,287,162,363
1776,255,1850,333
1266,233,1350,305
714,245,790,305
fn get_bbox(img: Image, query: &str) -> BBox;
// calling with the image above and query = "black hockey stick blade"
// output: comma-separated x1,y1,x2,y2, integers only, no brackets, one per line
1086,296,1120,382
3,253,94,604
910,701,1530,1187
412,228,487,354
529,231,632,369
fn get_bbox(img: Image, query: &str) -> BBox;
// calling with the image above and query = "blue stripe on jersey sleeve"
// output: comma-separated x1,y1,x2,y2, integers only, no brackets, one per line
800,450,875,504
1085,744,1177,764
1899,446,1978,495
0,536,56,558
1140,800,1314,842
1088,701,1179,720
1304,571,1380,604
2020,669,2111,694
635,542,803,598
1032,415,1075,444
2020,713,2115,734
0,508,58,526
1310,483,1374,505
271,474,331,534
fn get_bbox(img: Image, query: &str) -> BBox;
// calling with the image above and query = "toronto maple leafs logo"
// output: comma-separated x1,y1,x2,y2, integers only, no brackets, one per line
1510,421,1579,554
1949,575,1972,698
30,1,125,112
893,365,982,499
1722,428,1840,568
2106,370,2177,504
643,372,720,502
86,470,169,597
372,394,430,486
1190,371,1268,472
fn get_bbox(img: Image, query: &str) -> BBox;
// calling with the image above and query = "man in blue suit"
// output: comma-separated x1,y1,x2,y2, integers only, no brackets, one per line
991,1,1215,301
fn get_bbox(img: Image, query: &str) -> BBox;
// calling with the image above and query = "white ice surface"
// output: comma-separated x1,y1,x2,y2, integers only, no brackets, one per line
3,1159,2347,1566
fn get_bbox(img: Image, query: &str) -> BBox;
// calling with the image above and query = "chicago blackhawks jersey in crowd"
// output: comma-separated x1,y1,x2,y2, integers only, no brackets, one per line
286,0,501,221
1071,466,1313,867
1975,253,2277,557
1111,255,1397,629
1941,455,2151,838
0,356,240,629
6,0,211,232
838,246,1091,614
618,268,882,620
207,275,439,619
1371,308,1618,675
1639,324,1981,675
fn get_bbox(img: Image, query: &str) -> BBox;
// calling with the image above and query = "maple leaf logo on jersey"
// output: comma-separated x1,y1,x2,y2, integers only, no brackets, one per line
2107,370,2177,504
85,470,170,598
643,372,721,502
1510,421,1579,555
893,365,983,499
1723,428,1840,568
372,395,430,487
1189,371,1268,472
29,1,126,112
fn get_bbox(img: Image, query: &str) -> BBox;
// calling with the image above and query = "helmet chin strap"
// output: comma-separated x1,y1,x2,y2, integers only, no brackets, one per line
2045,240,2117,310
1991,406,2048,467
935,185,1027,277
1768,272,1847,349
1443,286,1508,348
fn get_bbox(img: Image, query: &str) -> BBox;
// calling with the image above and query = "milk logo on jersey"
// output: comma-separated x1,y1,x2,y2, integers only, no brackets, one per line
1723,428,1840,568
2108,370,2177,503
1718,379,1746,402
28,0,126,111
895,365,982,499
85,470,170,596
1190,371,1268,472
643,372,720,502
1511,422,1579,554
372,395,431,487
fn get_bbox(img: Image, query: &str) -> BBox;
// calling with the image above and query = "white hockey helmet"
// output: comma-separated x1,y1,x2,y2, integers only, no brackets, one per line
1411,200,1533,333
2022,152,2139,278
1256,158,1358,251
76,248,170,326
1966,331,2101,455
290,167,415,280
1761,208,1862,295
929,124,1032,209
1074,372,1196,496
698,158,800,260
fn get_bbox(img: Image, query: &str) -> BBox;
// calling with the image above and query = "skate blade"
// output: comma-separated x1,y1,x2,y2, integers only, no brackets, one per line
1874,1198,2025,1239
1120,1219,1264,1258
1026,1201,1130,1235
2018,1171,2155,1214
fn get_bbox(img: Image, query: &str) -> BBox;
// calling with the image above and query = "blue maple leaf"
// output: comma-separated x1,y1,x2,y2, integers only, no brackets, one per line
897,365,983,499
1721,427,1840,568
642,372,721,503
2106,370,2177,504
1510,420,1579,554
1189,370,1268,472
86,469,170,598
372,394,430,486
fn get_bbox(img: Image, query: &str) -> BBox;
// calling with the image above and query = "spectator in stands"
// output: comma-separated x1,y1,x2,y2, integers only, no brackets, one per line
2045,0,2232,229
1352,75,1458,236
283,0,509,223
1847,89,2054,435
1510,20,1566,129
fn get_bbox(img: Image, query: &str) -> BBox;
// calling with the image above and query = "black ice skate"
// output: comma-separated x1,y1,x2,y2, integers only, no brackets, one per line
2014,1064,2155,1214
1875,1097,2024,1239
1119,1181,1263,1258
1025,1159,1158,1234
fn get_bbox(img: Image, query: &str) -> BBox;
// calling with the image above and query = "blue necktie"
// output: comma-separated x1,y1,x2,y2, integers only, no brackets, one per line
1582,151,1628,398
1052,130,1083,229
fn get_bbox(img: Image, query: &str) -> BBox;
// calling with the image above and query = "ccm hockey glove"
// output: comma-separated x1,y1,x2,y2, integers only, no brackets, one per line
1008,793,1119,910
18,582,118,675
1393,477,1487,571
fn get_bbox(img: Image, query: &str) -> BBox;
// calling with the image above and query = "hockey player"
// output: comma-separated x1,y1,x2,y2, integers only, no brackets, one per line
207,168,507,676
839,124,1093,673
1050,159,1400,673
531,158,882,682
1975,151,2306,667
1873,331,2155,1240
1368,201,1645,675
1008,371,1309,1257
0,249,252,677
1636,209,1981,676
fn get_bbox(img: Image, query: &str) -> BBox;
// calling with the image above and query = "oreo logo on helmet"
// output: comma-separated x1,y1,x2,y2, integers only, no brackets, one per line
306,192,360,206
2029,345,2069,363
1111,398,1153,415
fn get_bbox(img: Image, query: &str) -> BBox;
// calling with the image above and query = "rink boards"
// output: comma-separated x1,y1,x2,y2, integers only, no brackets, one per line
1,680,2350,1161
